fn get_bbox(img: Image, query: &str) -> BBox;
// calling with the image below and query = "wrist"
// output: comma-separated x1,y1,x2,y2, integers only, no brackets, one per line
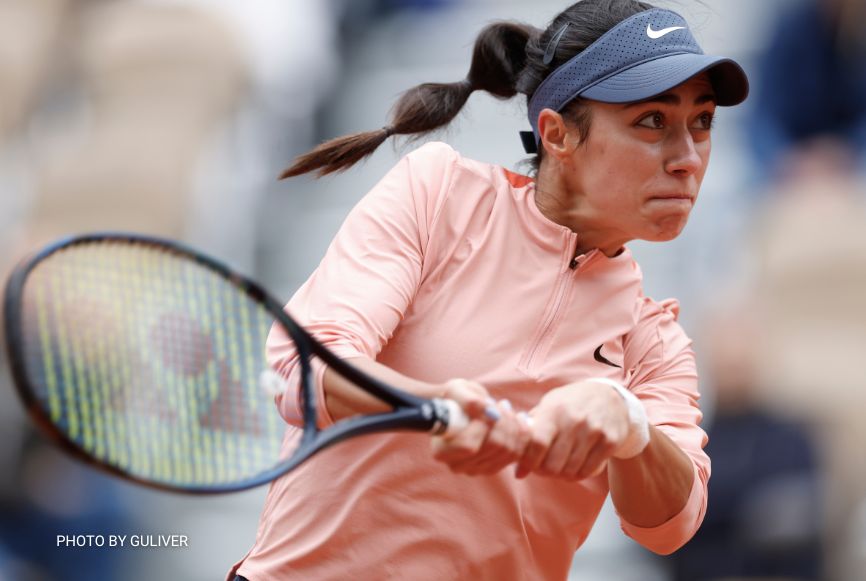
407,376,457,400
437,378,477,403
589,377,649,459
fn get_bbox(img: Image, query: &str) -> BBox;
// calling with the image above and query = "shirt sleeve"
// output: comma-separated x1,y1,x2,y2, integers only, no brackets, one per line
266,142,458,427
617,296,709,555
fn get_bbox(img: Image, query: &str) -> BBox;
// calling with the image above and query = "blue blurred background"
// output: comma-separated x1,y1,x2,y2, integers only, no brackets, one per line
1,0,865,579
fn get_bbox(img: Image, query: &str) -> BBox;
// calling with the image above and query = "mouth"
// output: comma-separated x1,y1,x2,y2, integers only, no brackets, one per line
648,193,694,201
647,193,695,206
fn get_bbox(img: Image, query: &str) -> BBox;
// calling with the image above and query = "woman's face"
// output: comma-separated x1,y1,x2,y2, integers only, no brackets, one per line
551,74,716,249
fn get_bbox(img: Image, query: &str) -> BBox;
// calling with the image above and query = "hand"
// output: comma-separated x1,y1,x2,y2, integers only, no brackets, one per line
430,379,531,476
515,380,631,481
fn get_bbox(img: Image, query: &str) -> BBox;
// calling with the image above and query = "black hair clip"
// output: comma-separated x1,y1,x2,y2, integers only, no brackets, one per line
543,22,571,65
520,131,538,154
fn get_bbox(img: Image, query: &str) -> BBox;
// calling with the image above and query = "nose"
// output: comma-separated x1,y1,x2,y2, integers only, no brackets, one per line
664,129,704,177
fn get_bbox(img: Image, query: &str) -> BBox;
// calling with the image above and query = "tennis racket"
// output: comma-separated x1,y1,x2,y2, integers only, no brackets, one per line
3,233,469,494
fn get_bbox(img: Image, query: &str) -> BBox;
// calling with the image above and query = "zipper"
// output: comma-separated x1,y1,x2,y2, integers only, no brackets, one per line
520,234,582,372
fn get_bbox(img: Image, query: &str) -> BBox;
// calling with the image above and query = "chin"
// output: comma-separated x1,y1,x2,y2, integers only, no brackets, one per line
656,230,684,242
647,217,689,241
644,224,685,242
642,231,681,243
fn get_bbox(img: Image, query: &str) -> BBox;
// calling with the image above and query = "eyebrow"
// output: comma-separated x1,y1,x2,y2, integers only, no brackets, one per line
624,93,717,108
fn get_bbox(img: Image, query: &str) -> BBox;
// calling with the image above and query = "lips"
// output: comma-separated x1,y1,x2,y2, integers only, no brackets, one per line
649,193,693,200
648,193,695,205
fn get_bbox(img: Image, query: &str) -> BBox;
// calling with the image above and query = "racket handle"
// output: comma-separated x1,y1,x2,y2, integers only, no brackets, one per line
436,398,470,437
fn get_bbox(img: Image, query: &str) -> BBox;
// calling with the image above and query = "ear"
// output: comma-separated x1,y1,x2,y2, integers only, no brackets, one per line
538,108,578,162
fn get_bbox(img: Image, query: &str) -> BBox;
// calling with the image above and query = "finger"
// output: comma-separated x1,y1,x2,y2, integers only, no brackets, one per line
468,397,502,422
559,433,601,480
482,399,521,453
432,421,488,459
512,411,534,457
473,419,533,475
459,428,526,475
430,435,447,456
574,436,617,480
515,439,546,479
448,401,523,474
431,419,492,468
448,451,512,475
538,431,578,477
515,419,554,479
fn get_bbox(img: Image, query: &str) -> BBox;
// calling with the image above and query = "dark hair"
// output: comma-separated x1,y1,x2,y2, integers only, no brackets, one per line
280,0,653,179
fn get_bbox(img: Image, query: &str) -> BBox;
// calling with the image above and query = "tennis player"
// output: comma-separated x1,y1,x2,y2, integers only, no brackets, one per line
229,1,748,579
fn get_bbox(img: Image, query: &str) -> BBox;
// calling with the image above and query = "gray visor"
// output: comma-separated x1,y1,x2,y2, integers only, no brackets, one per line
525,8,749,152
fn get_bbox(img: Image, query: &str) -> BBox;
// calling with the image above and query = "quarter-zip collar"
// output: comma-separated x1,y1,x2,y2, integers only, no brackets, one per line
504,168,632,270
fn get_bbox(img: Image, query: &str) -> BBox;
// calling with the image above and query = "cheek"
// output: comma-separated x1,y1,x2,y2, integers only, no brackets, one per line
589,141,657,192
696,140,712,181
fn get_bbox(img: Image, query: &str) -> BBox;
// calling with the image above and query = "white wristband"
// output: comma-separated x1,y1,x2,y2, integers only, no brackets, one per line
590,377,650,459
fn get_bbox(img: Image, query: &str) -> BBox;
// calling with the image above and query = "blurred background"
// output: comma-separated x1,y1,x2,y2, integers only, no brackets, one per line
1,0,865,579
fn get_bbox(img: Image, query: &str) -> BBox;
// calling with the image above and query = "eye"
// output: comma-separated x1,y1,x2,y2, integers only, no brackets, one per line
692,111,715,130
636,112,664,129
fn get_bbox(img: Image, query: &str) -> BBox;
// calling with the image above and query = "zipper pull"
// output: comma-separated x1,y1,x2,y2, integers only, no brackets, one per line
569,236,581,270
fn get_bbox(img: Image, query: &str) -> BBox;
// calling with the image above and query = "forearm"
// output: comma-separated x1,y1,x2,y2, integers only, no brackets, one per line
607,425,694,528
322,357,444,420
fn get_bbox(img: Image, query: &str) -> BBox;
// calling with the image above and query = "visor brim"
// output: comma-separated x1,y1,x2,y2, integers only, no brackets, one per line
579,53,749,106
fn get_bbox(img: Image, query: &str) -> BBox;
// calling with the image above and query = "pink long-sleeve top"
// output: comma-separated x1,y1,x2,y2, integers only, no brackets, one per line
230,142,708,581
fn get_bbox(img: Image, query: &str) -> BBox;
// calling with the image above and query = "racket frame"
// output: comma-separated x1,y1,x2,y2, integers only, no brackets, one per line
3,232,461,493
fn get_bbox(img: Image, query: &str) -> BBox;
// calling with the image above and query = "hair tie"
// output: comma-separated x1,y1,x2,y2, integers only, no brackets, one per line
382,125,396,137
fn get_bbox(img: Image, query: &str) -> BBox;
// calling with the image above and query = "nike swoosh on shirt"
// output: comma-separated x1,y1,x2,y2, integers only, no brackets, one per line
646,24,685,39
593,345,622,369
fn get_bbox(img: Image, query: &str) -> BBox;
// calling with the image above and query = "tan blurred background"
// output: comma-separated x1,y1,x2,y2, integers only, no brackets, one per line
1,0,865,579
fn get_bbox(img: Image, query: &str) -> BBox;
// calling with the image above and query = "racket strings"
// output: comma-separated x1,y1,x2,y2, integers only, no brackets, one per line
18,241,290,488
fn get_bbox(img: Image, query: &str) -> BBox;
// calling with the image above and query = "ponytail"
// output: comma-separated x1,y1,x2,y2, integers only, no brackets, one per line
279,22,538,179
280,0,655,179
